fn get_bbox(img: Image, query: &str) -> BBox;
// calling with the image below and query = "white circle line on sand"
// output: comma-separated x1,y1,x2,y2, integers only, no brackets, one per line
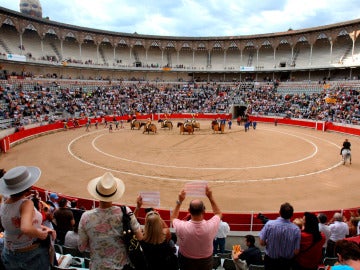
67,128,343,183
90,129,319,170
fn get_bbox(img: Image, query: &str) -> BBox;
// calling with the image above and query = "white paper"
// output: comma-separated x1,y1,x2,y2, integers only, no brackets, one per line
140,191,160,207
184,181,207,197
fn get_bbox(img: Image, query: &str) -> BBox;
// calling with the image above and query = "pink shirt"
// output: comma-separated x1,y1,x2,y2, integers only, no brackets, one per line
173,215,220,259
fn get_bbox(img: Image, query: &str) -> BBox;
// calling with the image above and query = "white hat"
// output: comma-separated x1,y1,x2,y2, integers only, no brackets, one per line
0,166,41,196
87,172,125,202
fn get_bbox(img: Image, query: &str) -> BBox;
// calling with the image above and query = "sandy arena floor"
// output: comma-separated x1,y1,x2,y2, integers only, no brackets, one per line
0,120,358,214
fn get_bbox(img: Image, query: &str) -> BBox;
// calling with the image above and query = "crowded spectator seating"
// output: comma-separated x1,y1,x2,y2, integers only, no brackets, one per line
0,78,359,129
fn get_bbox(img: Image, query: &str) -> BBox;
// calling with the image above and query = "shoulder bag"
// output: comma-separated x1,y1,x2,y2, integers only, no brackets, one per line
121,206,148,270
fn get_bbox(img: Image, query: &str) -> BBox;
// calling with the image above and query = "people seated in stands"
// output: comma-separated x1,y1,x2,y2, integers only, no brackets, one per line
53,198,75,245
46,192,59,212
1,78,360,129
292,212,325,270
232,234,263,270
332,240,360,270
64,222,80,249
140,210,178,270
69,200,85,229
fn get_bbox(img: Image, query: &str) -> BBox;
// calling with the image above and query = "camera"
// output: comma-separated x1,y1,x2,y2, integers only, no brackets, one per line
257,213,269,224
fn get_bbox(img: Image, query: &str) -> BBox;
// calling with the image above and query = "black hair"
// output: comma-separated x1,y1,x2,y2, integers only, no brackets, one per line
304,212,322,243
279,202,294,220
145,207,154,214
318,213,328,224
32,196,40,211
245,235,256,245
70,200,77,208
59,198,68,208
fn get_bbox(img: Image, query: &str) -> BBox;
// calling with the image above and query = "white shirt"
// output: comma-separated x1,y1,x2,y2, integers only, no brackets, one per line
319,223,331,247
216,220,230,238
329,221,349,241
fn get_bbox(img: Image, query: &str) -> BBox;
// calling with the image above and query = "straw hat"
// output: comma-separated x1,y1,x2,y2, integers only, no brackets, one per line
87,172,125,202
0,166,41,196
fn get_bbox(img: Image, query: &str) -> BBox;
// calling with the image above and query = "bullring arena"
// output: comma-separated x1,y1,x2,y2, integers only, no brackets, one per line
0,119,358,223
1,3,360,231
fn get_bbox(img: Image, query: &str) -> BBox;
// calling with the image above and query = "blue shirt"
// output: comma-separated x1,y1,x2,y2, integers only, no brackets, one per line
259,217,301,259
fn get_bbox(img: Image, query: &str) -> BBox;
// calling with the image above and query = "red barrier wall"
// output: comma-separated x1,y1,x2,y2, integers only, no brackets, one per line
2,114,360,231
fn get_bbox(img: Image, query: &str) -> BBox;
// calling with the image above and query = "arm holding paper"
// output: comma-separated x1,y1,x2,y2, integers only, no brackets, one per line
170,189,186,222
133,195,143,218
206,185,222,219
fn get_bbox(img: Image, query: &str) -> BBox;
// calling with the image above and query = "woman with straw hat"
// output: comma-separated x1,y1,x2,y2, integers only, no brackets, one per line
78,172,143,270
0,166,56,270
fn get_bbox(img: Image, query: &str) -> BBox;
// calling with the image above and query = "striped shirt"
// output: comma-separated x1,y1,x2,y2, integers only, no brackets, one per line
259,217,301,259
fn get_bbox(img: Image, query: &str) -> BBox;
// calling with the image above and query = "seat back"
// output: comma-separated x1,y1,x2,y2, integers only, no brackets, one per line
218,252,232,259
223,258,236,270
54,243,63,254
212,255,221,269
61,245,84,257
249,264,265,270
323,257,338,266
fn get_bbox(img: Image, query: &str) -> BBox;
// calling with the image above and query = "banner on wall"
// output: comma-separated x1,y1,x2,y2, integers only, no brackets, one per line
6,54,26,62
240,66,255,71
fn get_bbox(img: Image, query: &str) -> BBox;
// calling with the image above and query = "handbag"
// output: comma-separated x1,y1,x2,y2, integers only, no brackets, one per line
121,206,148,270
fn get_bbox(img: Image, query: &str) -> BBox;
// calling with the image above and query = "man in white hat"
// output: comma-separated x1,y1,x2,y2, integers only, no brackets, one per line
78,172,143,270
0,166,56,270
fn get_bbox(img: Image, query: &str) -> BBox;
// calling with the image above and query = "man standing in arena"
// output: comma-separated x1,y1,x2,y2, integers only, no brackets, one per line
171,186,221,270
259,202,301,270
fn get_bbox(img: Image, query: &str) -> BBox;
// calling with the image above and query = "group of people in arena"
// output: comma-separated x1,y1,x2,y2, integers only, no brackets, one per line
0,165,360,270
0,78,359,129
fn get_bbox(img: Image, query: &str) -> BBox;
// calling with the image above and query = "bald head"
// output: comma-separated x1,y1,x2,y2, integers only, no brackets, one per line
189,199,205,216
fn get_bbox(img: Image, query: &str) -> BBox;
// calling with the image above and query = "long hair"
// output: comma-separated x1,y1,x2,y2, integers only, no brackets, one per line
304,212,322,243
142,211,166,244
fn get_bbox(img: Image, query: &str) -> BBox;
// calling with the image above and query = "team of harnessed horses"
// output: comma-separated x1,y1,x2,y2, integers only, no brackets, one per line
127,118,352,165
127,118,227,135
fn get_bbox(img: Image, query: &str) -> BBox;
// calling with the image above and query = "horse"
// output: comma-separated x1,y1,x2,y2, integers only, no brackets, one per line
158,119,173,130
141,122,157,134
127,119,143,130
211,120,225,134
177,122,194,135
185,119,200,130
341,149,352,165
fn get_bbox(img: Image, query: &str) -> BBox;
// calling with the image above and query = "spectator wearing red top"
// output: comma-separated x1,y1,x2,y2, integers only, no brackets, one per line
293,212,325,270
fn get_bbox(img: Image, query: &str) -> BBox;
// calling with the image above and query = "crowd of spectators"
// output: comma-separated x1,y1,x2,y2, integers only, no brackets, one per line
0,78,359,129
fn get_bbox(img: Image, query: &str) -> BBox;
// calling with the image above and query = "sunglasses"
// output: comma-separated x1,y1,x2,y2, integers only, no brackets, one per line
146,211,160,217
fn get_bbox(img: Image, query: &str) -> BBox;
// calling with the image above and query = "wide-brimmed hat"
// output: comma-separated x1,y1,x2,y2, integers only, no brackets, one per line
0,166,41,196
87,172,125,202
